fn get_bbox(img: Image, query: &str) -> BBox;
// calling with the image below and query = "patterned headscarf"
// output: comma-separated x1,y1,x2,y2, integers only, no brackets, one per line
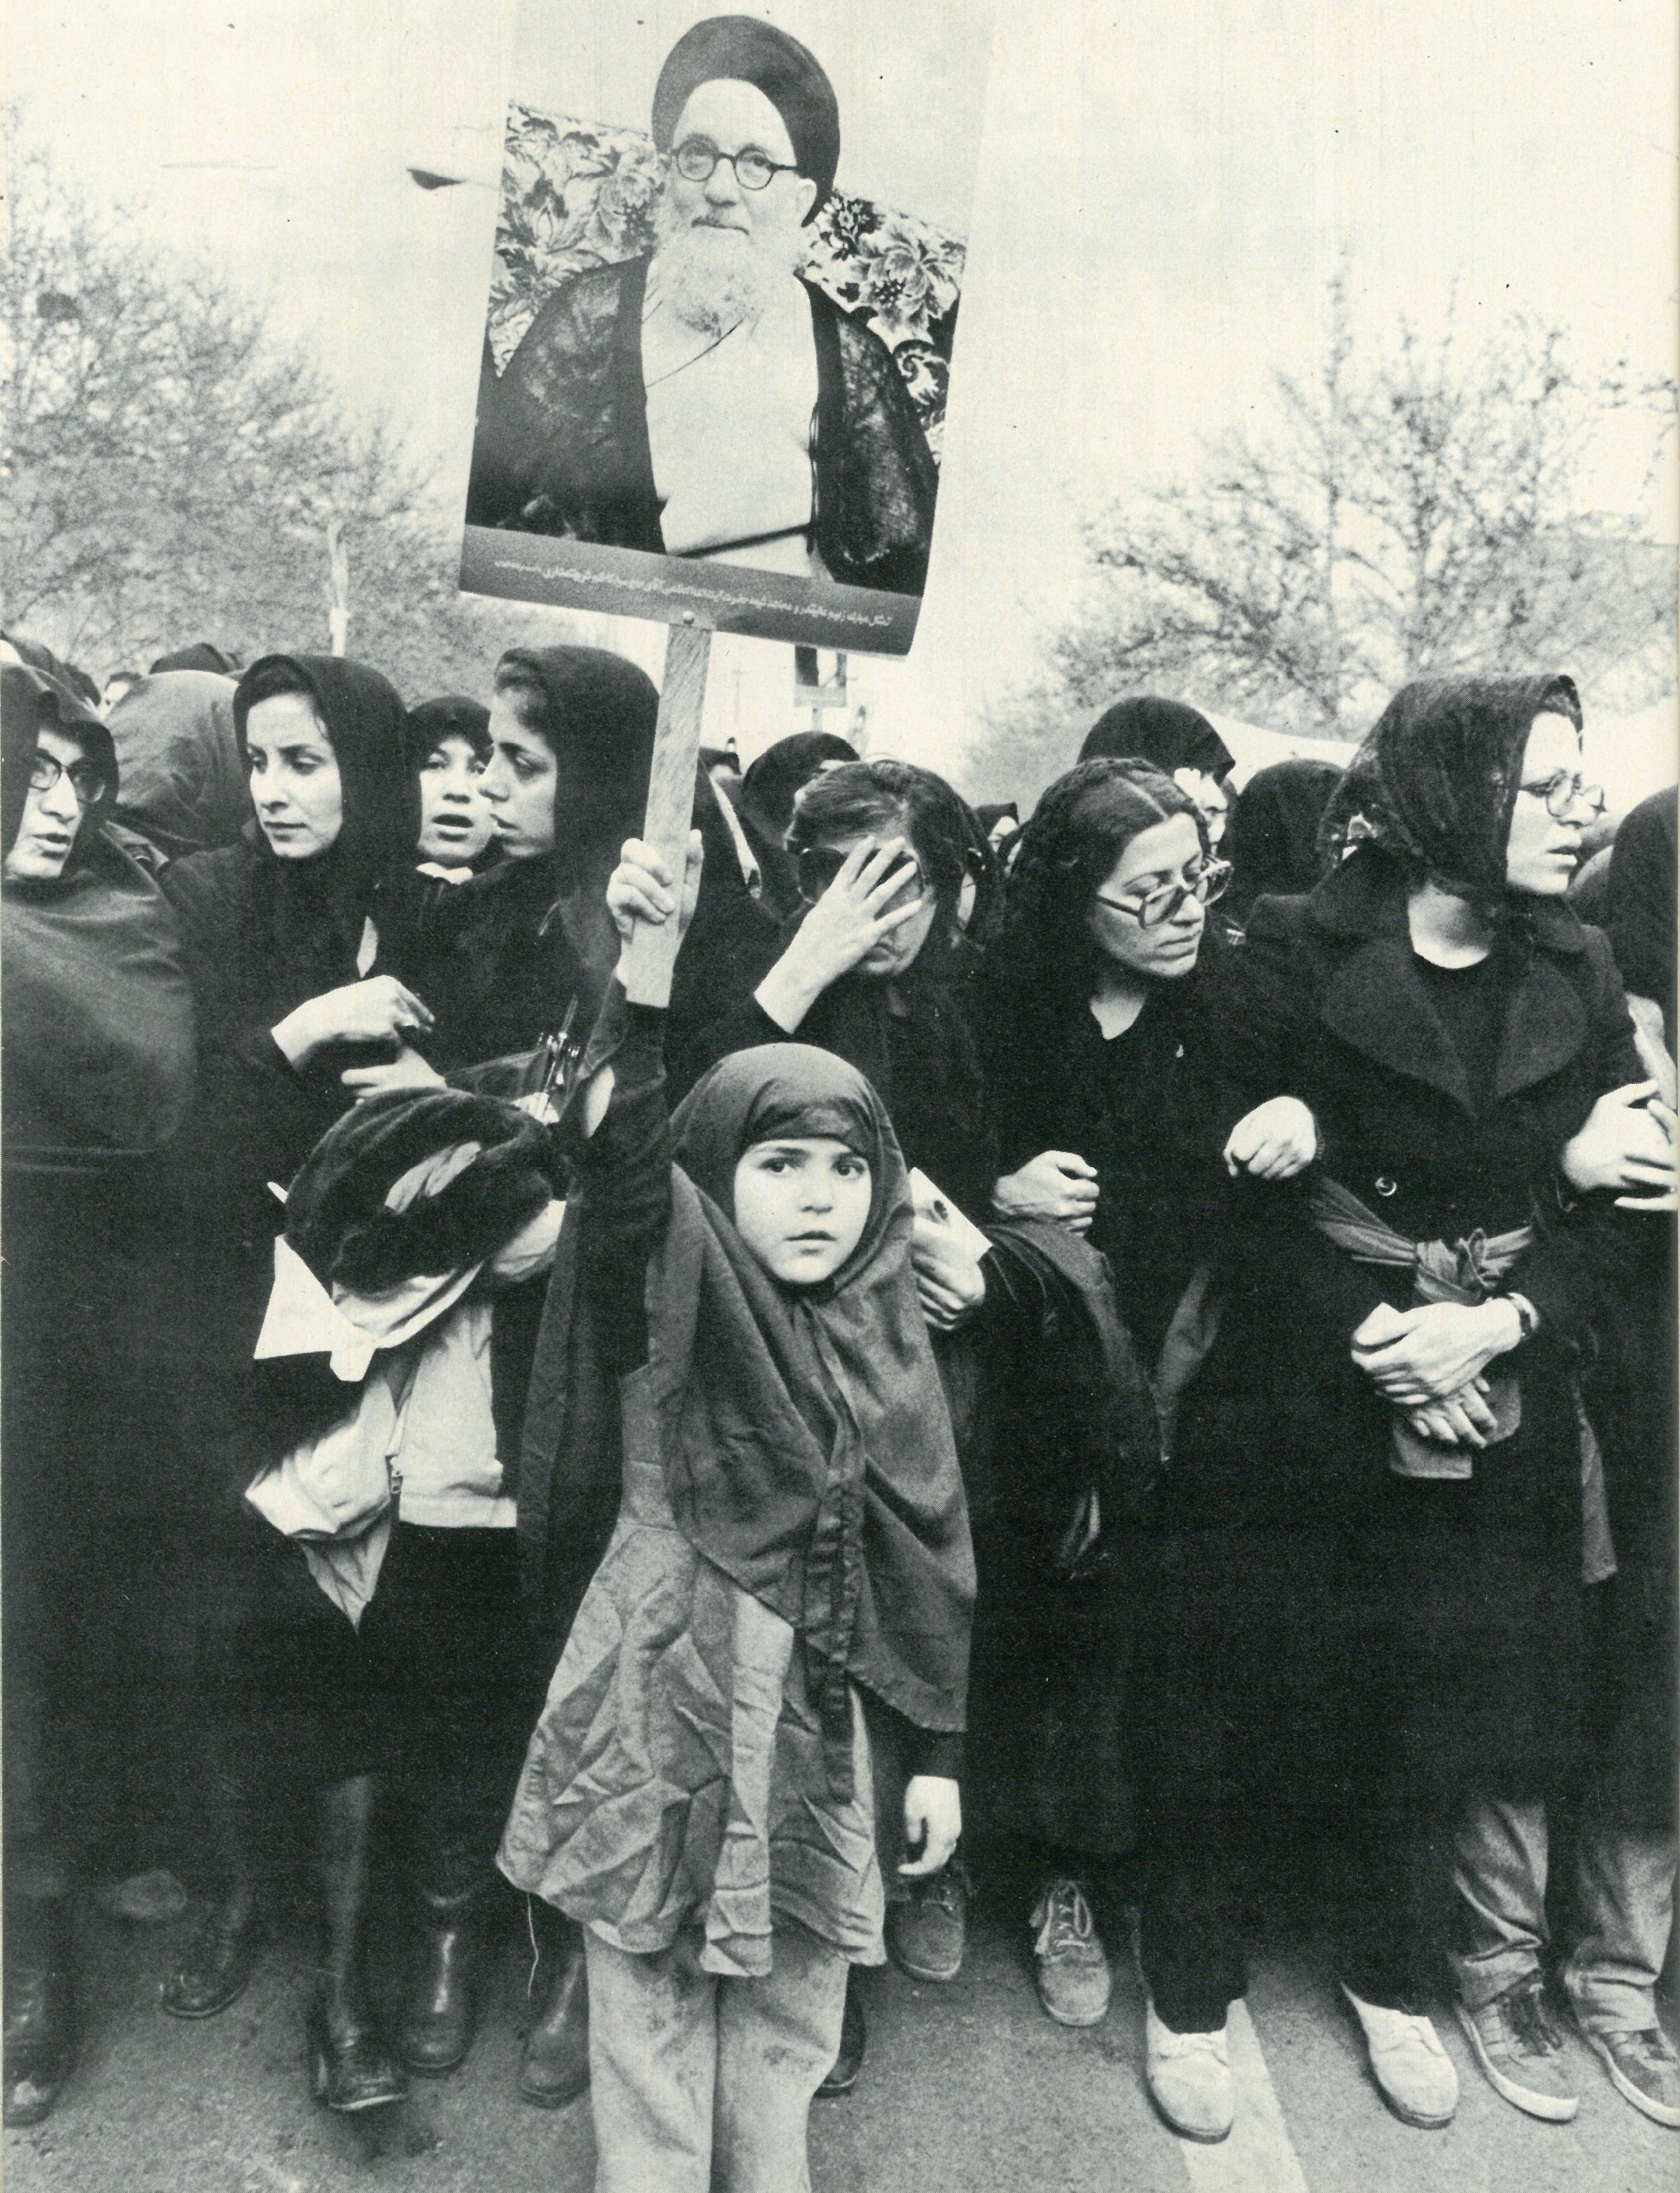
1318,675,1582,906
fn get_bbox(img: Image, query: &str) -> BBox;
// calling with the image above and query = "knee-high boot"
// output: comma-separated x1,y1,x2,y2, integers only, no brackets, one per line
307,1774,406,2113
397,1831,496,2076
162,1725,262,2019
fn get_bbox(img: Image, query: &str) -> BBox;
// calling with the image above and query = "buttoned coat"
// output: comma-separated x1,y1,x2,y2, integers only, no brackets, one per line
1172,849,1648,1794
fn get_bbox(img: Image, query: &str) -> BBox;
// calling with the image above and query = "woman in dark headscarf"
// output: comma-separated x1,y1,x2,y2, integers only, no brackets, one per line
105,669,248,871
734,730,858,920
502,835,972,2191
1221,755,1342,928
2,664,196,2126
1134,674,1668,2142
1081,697,1236,848
405,648,657,1072
155,655,435,2080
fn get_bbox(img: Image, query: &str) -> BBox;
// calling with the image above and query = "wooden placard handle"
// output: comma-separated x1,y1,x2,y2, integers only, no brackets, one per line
620,619,712,1008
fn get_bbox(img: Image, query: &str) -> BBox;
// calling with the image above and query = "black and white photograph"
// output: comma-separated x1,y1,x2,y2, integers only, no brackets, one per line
459,0,990,651
1,3,1677,2192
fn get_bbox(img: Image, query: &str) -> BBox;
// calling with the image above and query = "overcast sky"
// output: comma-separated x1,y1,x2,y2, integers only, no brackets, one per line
12,0,1678,787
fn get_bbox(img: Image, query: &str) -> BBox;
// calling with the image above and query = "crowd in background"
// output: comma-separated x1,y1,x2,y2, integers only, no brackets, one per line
1,623,1675,2186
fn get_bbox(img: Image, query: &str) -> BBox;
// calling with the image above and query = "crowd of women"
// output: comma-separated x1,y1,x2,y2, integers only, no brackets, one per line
2,625,1676,2190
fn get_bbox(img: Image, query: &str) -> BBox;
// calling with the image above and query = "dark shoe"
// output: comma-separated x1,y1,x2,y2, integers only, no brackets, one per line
817,1973,865,2096
519,1927,590,2109
3,1897,75,2128
308,1992,408,2113
161,1907,262,2019
398,1878,494,2076
887,1860,968,1983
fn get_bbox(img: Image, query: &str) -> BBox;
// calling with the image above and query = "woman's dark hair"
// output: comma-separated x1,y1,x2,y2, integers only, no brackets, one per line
408,694,492,764
786,757,978,939
988,758,1206,1035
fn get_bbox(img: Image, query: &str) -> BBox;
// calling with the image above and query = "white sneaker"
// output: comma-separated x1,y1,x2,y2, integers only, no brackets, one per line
1145,1998,1234,2143
1340,1984,1459,2128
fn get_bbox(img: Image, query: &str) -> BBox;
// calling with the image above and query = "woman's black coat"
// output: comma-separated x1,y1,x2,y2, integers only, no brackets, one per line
1175,849,1648,1794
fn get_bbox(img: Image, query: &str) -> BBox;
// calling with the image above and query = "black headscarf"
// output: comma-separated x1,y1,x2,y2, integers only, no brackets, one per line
496,645,660,889
1224,757,1342,922
659,1044,973,1749
1318,675,1583,908
1081,697,1235,782
1,662,194,1161
232,653,414,964
150,642,239,677
736,730,858,917
106,670,247,865
1,632,102,714
651,15,841,219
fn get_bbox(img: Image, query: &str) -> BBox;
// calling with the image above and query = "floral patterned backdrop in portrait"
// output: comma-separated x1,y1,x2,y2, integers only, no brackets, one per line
487,105,966,462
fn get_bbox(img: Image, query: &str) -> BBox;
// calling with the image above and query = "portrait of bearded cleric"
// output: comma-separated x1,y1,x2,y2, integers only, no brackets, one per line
461,8,989,649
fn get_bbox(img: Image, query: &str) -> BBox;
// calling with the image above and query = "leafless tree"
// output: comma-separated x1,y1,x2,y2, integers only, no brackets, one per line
972,277,1676,796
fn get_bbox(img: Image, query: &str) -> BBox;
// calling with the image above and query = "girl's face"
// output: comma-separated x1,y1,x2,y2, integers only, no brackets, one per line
1173,767,1229,848
3,725,98,882
480,694,558,861
732,1136,872,1285
417,732,492,863
1084,812,1209,981
1504,712,1594,897
245,691,343,860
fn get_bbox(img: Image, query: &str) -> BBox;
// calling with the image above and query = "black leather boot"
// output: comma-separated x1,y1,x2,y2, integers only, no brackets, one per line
3,1892,75,2128
163,1739,262,2019
518,1904,590,2109
397,1862,492,2077
307,1776,406,2113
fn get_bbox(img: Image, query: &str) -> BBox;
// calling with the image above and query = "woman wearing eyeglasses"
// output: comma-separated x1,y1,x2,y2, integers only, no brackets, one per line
2,664,196,2125
1136,675,1673,2142
973,758,1307,2045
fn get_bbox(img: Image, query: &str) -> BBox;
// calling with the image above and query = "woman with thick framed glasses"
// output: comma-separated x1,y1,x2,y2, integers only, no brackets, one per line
975,756,1314,2068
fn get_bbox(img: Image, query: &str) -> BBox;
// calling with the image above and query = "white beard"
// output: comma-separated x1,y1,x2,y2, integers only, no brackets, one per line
651,195,789,336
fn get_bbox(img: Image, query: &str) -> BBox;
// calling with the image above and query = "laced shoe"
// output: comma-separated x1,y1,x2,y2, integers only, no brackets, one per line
1029,1879,1112,2028
1145,1998,1233,2142
1578,2025,1680,2128
887,1860,968,1983
1455,1976,1580,2121
1340,1983,1458,2127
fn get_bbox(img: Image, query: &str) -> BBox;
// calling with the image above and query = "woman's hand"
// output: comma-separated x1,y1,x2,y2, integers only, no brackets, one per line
271,975,434,1066
911,1211,988,1332
900,1775,961,1880
990,1150,1099,1231
1400,1385,1500,1449
340,1044,446,1102
610,831,704,1007
1561,1081,1677,1209
754,839,933,1033
1351,1297,1524,1407
1224,1096,1318,1179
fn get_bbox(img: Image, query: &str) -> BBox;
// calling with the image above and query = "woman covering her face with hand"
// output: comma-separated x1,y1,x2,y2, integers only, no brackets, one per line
1133,674,1670,2144
1,664,196,2128
500,832,973,2192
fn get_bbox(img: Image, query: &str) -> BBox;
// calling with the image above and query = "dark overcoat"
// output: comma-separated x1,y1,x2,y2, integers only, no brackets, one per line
1171,849,1648,1797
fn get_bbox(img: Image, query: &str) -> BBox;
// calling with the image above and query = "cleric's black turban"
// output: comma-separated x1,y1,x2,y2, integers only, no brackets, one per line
651,14,840,219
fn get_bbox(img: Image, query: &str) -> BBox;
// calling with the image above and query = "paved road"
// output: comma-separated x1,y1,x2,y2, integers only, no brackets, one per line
5,1888,1672,2193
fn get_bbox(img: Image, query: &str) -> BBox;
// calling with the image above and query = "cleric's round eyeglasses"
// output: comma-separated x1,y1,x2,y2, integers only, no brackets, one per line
671,137,800,192
27,749,104,805
1093,860,1231,929
1521,769,1606,821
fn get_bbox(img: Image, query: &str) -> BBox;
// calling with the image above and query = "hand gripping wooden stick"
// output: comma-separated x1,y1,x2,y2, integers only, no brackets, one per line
620,618,712,1008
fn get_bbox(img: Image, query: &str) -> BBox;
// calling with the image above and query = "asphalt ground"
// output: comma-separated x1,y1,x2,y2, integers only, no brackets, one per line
5,1864,1672,2193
